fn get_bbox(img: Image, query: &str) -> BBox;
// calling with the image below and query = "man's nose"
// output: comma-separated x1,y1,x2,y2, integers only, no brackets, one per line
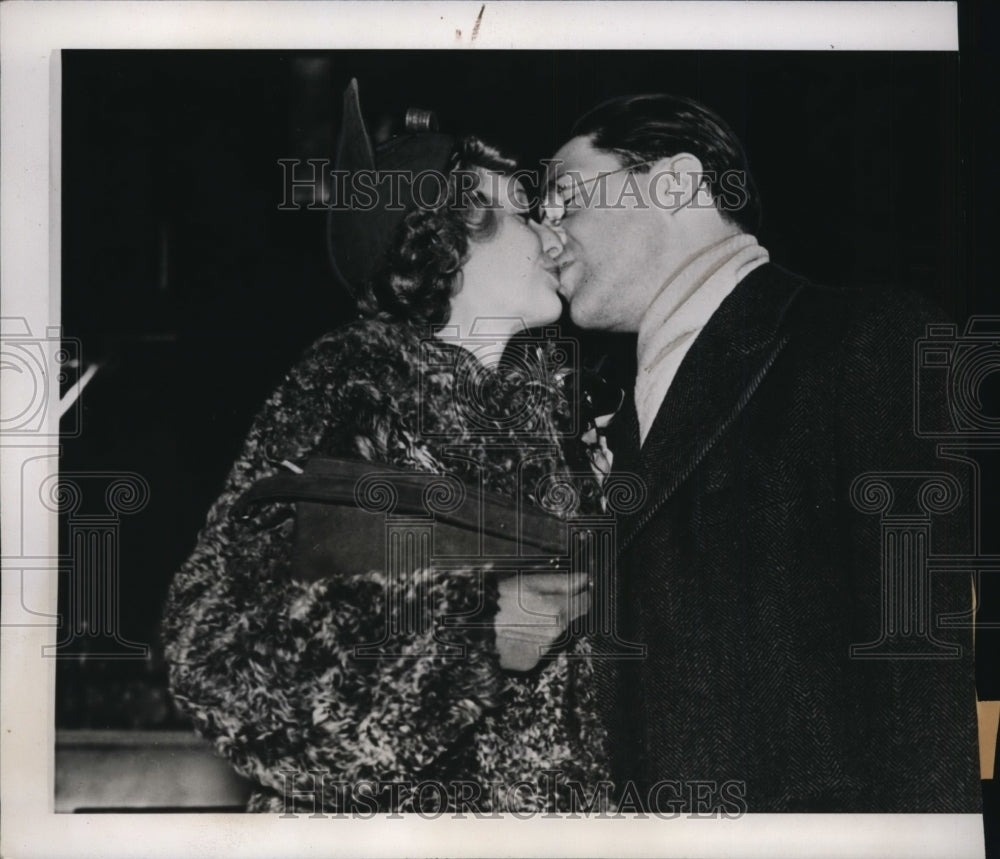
530,219,566,270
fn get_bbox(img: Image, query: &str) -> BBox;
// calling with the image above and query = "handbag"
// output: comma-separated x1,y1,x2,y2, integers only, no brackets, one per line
231,457,570,583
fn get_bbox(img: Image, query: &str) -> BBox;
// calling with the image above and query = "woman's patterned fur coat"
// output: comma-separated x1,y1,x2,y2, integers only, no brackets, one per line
162,319,614,813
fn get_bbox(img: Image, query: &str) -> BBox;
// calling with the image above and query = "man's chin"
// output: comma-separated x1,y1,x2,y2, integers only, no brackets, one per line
568,297,604,330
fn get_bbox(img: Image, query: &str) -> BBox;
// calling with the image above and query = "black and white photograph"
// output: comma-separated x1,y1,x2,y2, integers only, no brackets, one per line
2,2,998,856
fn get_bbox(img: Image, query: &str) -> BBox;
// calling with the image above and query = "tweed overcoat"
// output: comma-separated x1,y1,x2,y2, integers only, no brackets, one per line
602,262,982,812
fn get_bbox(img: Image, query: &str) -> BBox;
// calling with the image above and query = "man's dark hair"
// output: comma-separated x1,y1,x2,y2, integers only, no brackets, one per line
572,94,761,234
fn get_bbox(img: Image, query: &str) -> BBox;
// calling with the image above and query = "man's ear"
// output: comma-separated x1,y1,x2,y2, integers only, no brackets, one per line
649,152,708,214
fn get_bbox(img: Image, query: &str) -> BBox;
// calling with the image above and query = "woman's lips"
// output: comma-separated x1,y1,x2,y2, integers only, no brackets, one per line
545,270,560,287
537,257,562,289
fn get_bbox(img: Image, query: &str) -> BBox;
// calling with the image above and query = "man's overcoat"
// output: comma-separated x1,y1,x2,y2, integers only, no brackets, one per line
604,263,981,812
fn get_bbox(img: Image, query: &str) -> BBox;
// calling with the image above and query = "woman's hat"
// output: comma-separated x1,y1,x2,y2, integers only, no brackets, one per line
327,79,456,298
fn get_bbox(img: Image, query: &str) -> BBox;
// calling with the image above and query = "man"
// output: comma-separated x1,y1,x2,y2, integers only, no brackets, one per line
543,94,981,812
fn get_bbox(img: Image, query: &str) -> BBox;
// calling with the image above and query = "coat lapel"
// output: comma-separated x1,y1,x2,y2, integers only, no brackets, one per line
616,263,806,555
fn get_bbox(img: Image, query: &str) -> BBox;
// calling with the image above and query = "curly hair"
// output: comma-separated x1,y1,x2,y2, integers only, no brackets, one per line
359,137,517,325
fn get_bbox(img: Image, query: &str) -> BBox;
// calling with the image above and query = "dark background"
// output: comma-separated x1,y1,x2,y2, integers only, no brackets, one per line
57,38,999,827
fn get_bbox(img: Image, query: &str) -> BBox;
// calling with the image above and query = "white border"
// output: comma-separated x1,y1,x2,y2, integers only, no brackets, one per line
0,2,979,858
0,1,961,51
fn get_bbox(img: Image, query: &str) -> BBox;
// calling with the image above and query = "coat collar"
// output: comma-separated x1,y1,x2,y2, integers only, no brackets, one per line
615,262,806,554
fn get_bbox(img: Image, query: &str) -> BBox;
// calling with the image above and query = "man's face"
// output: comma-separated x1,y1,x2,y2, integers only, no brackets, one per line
545,136,663,332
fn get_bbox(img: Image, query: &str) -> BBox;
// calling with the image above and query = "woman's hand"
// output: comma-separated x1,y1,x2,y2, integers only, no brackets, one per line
494,571,590,671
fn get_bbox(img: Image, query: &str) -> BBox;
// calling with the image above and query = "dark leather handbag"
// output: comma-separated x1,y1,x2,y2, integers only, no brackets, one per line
231,457,571,583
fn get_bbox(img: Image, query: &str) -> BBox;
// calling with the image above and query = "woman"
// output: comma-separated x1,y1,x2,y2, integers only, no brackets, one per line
162,82,614,814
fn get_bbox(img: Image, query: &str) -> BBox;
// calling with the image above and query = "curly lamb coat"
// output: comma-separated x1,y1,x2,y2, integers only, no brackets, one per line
162,318,614,813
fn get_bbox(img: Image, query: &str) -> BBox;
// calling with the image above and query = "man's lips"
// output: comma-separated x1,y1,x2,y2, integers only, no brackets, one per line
555,254,575,273
554,258,576,295
537,261,560,286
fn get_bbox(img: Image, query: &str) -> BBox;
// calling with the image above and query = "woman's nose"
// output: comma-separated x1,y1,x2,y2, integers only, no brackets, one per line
529,219,566,267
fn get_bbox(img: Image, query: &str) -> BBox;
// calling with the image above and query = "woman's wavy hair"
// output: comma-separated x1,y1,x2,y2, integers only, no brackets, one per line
358,137,517,326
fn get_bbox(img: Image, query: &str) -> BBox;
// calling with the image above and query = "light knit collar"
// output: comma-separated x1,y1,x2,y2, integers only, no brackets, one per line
635,233,769,445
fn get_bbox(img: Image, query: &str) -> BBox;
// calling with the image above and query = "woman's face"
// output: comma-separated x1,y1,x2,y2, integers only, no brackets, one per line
454,173,564,330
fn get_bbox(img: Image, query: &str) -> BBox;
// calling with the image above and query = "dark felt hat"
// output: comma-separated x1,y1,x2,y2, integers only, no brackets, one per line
327,79,456,298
